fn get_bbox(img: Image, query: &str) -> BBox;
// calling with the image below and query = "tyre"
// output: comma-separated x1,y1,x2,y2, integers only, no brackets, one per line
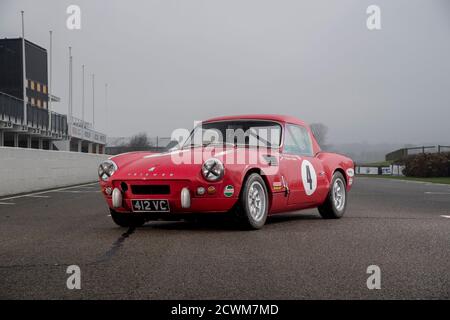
318,171,347,219
236,173,269,229
110,209,145,228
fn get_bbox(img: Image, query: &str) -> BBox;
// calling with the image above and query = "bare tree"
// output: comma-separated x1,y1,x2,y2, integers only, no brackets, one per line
128,132,150,148
310,123,328,147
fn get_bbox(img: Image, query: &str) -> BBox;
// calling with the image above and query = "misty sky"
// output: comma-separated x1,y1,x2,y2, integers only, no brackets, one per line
1,0,449,144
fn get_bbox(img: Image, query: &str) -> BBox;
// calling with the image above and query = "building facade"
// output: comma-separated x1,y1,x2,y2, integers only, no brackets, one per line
0,38,106,153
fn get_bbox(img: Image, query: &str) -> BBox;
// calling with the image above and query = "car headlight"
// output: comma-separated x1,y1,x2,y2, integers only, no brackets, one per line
201,158,224,182
98,160,118,181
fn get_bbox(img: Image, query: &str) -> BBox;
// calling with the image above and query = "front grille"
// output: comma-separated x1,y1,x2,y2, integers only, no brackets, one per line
130,184,170,195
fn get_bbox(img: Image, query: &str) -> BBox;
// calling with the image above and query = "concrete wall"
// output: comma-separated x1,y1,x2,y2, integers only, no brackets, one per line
0,147,109,197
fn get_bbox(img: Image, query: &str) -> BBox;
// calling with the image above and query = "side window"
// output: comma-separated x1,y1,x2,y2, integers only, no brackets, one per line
283,124,313,156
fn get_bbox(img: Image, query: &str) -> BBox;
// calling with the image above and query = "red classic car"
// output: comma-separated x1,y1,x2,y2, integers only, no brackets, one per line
98,114,354,229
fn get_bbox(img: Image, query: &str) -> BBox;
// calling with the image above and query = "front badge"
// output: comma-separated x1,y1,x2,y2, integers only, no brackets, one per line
224,185,234,197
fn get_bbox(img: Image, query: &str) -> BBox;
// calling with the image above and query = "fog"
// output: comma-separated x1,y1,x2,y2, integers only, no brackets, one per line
1,0,449,146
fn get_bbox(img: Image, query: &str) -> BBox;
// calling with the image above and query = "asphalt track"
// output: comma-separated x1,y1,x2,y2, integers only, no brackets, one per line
0,177,449,299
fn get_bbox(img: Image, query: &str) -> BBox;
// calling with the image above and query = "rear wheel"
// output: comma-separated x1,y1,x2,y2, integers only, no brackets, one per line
318,172,347,219
236,173,269,229
110,209,145,228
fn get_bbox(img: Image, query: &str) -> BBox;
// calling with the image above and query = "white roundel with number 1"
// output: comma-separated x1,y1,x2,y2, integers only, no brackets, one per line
301,159,317,196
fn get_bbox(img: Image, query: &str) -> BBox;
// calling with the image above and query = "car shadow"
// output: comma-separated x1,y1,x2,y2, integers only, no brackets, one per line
137,211,321,231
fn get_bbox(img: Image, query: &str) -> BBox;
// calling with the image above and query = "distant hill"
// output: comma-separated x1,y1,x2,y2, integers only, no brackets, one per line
324,143,405,164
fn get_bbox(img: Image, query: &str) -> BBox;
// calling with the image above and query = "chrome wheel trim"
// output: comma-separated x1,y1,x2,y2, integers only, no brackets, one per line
332,178,346,211
247,181,266,222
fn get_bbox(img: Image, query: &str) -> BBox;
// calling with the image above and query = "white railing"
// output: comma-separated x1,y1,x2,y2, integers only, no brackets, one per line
70,116,106,144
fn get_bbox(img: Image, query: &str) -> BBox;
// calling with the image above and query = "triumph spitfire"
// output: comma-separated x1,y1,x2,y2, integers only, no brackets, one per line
98,115,354,229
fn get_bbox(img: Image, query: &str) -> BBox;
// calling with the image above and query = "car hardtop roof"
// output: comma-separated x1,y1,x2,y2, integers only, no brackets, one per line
203,114,308,127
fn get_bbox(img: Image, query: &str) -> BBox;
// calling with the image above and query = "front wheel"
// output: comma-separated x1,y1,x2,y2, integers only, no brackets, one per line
318,172,347,219
236,173,269,229
110,209,145,228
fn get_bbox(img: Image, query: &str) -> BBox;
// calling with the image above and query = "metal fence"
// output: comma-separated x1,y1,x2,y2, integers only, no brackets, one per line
438,145,450,153
50,111,68,135
0,91,24,123
386,145,450,162
27,104,48,129
1,91,68,136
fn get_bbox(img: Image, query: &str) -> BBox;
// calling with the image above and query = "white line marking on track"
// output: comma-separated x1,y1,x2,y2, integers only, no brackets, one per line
441,215,450,219
0,202,15,205
0,182,98,202
25,195,50,198
54,190,100,193
425,192,450,195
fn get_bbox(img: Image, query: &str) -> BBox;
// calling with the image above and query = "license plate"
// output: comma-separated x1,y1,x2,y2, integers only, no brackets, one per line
131,199,170,212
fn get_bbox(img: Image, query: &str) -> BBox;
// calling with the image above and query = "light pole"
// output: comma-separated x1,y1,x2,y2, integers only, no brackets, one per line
105,83,108,134
48,30,52,132
21,11,27,125
81,64,85,127
92,73,95,127
68,46,73,128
